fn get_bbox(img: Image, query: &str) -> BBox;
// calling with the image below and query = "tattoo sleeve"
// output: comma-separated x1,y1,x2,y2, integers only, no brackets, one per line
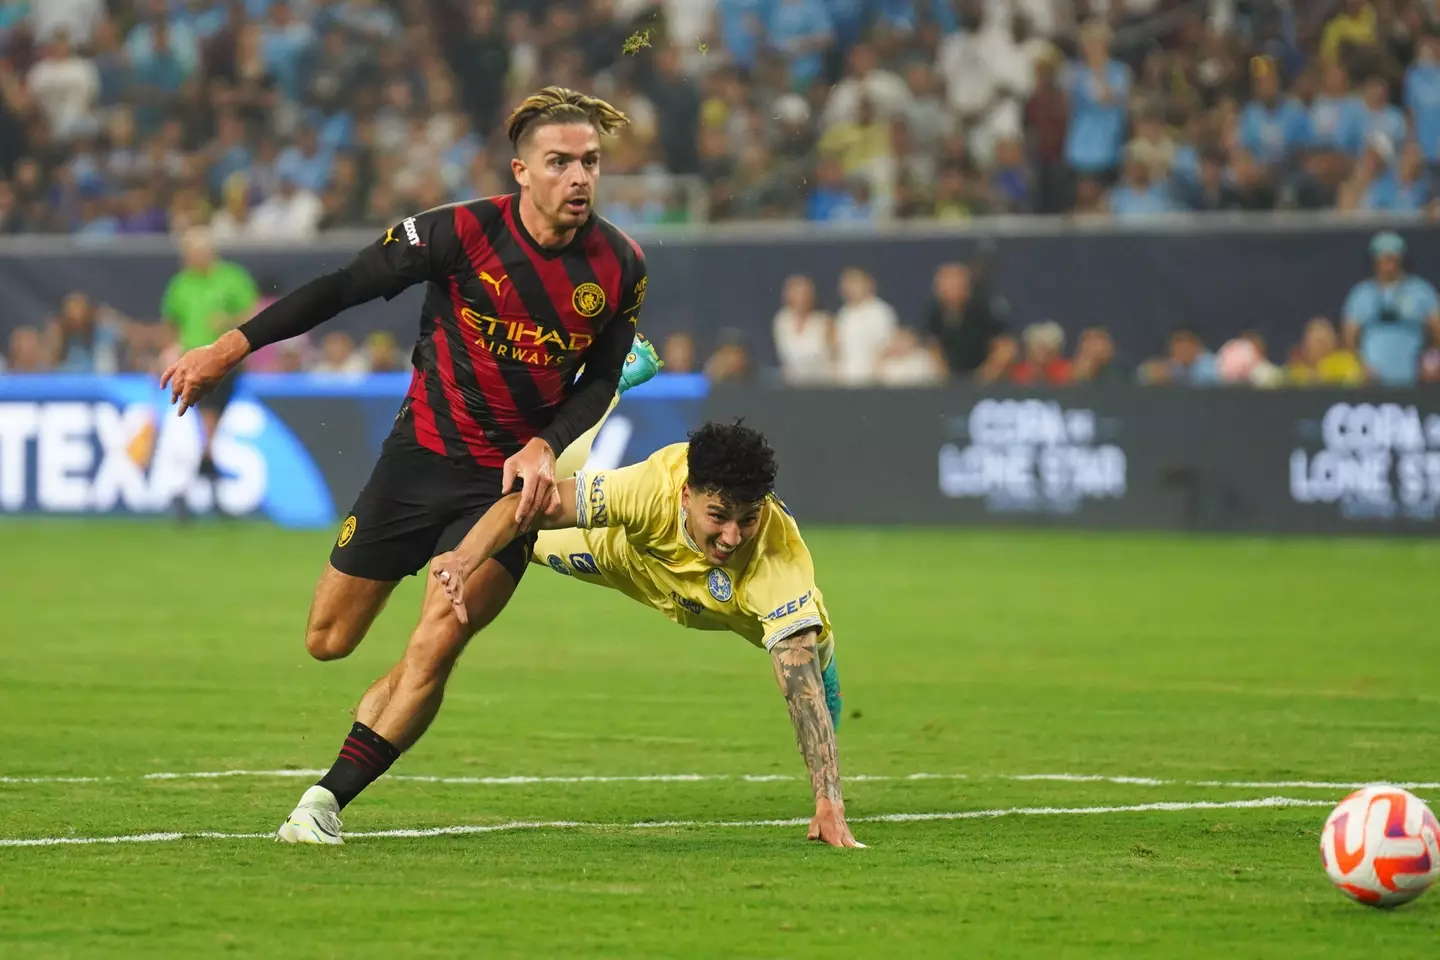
769,630,842,804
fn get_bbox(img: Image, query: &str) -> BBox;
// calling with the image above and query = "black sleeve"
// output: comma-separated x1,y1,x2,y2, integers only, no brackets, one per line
976,281,1010,338
535,253,647,455
925,300,943,338
237,210,453,350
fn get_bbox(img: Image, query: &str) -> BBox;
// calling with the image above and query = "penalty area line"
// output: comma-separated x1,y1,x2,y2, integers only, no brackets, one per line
0,796,1333,848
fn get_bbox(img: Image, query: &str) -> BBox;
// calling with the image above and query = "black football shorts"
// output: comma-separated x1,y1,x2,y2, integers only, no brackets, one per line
329,429,534,584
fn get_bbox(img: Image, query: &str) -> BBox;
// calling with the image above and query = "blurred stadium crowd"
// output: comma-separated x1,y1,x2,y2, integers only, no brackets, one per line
3,0,1440,233
4,0,1440,387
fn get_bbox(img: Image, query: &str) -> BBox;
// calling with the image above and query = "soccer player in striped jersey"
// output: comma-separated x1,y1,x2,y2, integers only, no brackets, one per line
160,87,665,843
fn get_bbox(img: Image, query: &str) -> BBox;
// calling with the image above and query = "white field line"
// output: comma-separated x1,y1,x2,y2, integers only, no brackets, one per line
0,796,1334,848
3,769,1437,790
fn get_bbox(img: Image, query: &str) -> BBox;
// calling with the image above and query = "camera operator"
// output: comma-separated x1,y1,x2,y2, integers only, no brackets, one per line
1341,231,1440,387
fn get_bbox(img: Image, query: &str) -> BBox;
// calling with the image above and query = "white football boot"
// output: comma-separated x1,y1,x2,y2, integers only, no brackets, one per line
275,785,344,845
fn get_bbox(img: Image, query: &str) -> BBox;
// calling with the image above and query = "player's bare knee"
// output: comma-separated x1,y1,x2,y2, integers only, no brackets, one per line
304,609,361,661
304,566,394,662
304,624,355,662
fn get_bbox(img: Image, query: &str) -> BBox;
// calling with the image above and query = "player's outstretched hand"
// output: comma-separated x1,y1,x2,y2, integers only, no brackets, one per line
502,437,558,532
808,797,866,849
430,551,474,624
159,331,246,416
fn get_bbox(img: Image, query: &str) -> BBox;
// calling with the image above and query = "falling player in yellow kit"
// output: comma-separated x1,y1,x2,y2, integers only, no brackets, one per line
431,421,862,848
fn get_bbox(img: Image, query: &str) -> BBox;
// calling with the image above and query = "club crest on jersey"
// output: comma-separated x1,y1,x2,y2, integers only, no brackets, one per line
572,282,606,318
547,555,572,576
337,515,357,547
707,568,733,603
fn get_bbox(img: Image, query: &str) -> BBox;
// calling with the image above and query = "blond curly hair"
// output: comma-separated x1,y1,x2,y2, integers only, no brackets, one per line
505,86,630,150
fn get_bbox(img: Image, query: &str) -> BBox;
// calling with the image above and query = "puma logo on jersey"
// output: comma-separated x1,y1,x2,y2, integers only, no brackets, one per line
479,271,508,297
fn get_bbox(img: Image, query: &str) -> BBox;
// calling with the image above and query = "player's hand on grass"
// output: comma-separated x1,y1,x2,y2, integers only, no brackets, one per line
809,797,865,849
160,330,247,415
430,552,475,624
503,437,559,532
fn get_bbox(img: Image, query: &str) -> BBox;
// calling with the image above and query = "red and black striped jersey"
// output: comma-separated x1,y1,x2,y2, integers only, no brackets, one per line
351,194,647,467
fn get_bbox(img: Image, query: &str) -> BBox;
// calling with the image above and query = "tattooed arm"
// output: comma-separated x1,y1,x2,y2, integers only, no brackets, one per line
769,629,864,848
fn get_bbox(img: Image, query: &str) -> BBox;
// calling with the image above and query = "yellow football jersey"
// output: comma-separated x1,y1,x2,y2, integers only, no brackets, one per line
531,443,833,662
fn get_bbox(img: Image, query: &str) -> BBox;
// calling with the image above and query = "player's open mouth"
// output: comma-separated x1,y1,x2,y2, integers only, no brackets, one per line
565,198,589,213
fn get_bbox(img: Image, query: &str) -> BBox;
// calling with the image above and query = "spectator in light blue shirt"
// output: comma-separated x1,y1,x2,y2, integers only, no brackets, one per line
768,0,833,90
1065,22,1131,176
1361,140,1430,215
826,0,867,47
126,0,200,78
873,0,957,35
716,0,767,71
1360,75,1408,152
175,0,228,40
47,292,122,374
332,0,400,41
305,104,355,156
821,189,874,222
1309,62,1365,156
1240,57,1310,169
129,18,190,135
275,127,333,194
1108,151,1175,218
0,1,31,39
1405,33,1440,164
1342,231,1440,387
440,117,482,192
261,0,315,101
806,159,873,222
74,196,121,238
208,112,253,194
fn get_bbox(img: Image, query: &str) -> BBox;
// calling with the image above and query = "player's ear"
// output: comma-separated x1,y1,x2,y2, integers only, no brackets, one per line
511,156,528,189
680,484,691,511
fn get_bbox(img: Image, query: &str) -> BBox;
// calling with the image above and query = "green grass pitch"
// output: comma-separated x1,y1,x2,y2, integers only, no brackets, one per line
1,520,1437,958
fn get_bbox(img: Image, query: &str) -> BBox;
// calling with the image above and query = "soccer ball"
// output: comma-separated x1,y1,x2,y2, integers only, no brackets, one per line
1320,785,1440,907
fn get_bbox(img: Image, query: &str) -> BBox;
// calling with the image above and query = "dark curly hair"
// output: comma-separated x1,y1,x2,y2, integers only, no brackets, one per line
686,420,778,506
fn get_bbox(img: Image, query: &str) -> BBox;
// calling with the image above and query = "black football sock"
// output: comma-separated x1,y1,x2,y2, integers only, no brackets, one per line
316,722,401,809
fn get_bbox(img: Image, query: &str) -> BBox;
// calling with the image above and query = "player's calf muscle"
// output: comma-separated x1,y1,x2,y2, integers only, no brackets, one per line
391,560,515,681
362,576,500,749
410,592,474,667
